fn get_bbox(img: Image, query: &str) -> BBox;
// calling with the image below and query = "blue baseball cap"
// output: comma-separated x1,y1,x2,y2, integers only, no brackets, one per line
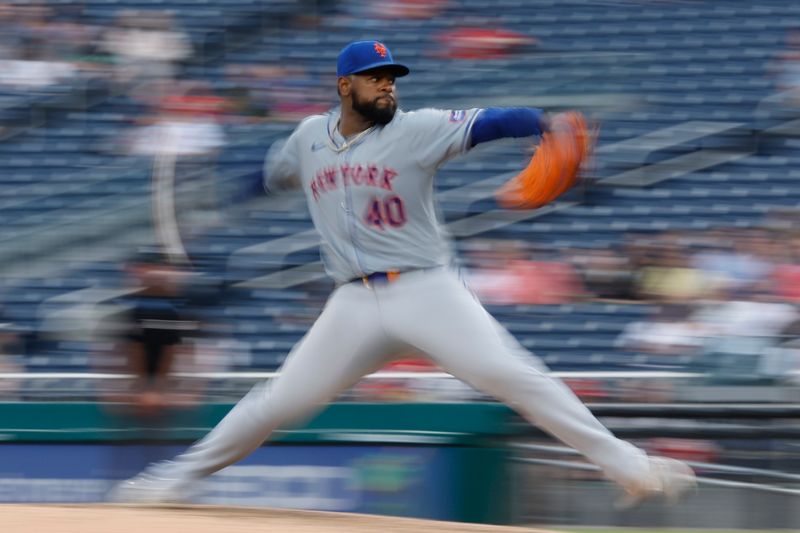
336,40,410,78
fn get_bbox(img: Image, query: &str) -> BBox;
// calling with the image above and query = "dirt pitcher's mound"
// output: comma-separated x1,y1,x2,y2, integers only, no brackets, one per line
1,504,560,533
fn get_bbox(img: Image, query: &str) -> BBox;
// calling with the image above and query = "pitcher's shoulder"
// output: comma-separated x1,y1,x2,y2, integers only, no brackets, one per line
386,108,455,129
293,111,335,136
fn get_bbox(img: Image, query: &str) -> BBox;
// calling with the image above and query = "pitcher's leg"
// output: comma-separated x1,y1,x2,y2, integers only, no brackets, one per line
118,283,393,493
386,271,649,489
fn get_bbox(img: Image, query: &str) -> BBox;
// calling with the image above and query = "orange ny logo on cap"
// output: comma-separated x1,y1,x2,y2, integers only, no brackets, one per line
374,42,388,58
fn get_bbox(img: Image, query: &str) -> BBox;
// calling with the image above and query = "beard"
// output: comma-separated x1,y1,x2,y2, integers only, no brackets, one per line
351,89,397,125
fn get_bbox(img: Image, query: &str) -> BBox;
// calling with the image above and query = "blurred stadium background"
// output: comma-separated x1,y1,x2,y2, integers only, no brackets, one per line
1,0,800,530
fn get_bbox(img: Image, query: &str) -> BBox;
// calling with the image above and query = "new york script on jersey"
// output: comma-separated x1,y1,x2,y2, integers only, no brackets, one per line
310,163,398,201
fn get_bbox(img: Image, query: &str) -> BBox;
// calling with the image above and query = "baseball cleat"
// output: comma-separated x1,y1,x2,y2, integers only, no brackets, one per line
107,462,191,505
616,456,697,509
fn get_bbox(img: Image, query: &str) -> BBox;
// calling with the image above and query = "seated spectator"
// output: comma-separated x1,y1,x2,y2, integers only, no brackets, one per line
772,234,800,302
692,291,798,340
637,244,712,303
0,4,109,93
466,240,584,305
616,304,705,356
759,318,800,382
691,289,798,382
126,81,229,233
570,247,636,300
0,41,77,90
365,0,449,19
691,229,774,299
128,81,227,158
221,64,329,123
770,29,800,108
0,318,23,400
103,10,191,100
435,26,538,60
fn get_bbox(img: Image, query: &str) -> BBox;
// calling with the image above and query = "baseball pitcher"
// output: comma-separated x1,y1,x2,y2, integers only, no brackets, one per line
110,40,695,508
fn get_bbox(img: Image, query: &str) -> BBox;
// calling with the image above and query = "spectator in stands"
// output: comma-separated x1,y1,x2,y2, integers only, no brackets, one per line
363,0,449,20
0,316,23,400
570,247,637,300
103,10,191,101
128,81,227,157
49,7,114,78
0,38,78,90
0,5,81,91
127,80,228,232
616,303,706,357
466,239,584,305
693,288,798,340
759,318,800,382
0,4,111,96
772,233,800,303
773,29,800,106
97,252,198,416
0,3,20,60
222,63,331,123
223,64,271,121
435,23,538,60
691,229,774,299
636,241,711,304
692,287,799,382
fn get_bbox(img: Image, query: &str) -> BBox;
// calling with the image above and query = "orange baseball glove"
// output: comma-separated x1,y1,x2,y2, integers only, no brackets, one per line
495,111,595,210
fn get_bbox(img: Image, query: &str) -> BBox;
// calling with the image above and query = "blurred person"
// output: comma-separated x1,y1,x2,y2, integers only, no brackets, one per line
103,10,191,100
571,246,636,301
0,3,23,59
366,0,449,19
0,38,78,90
637,242,712,303
111,40,695,507
128,81,228,235
772,233,800,302
466,239,584,305
690,286,798,382
0,4,113,86
222,64,272,121
758,317,800,382
692,290,797,340
337,0,447,23
260,65,330,122
0,316,24,400
97,252,198,416
616,303,706,357
767,28,800,110
435,25,538,60
691,229,774,298
49,8,114,76
222,64,330,123
266,66,331,122
129,82,227,158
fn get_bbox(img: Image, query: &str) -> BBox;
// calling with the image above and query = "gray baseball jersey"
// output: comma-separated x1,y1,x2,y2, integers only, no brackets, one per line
265,106,482,283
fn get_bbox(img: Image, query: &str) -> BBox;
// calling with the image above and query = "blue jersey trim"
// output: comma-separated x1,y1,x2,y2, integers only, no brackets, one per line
470,107,547,147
